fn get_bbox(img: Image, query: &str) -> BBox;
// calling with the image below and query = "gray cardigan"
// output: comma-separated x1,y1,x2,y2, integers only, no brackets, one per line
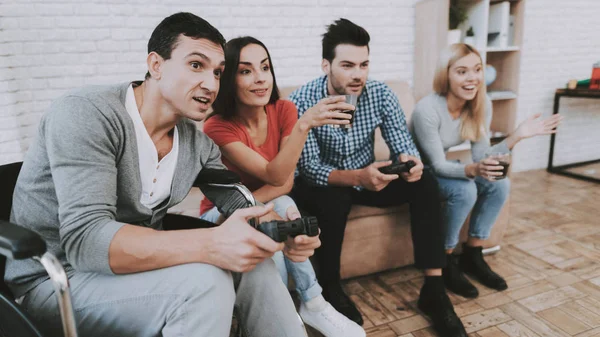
6,82,225,298
410,93,509,179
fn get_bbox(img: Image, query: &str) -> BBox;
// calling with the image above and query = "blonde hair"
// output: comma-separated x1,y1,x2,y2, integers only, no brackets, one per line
433,43,487,142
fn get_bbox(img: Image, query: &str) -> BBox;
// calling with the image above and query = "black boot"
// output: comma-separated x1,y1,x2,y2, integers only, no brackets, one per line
418,276,468,337
322,282,364,326
443,254,479,298
460,244,507,291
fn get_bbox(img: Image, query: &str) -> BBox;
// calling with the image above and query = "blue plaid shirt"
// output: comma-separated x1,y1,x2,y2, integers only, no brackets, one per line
289,75,420,188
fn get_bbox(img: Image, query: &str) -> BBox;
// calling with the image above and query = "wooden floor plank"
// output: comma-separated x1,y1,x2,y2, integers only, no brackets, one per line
547,272,583,287
560,301,600,328
461,308,513,333
538,307,591,335
363,325,399,337
575,327,600,337
505,281,557,300
388,315,431,335
499,302,570,337
351,291,396,326
496,320,541,337
477,326,511,337
475,292,514,310
517,286,586,312
360,278,417,320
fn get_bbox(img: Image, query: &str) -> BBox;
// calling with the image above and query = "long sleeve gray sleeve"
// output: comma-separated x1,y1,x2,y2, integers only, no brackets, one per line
411,96,468,178
45,96,126,274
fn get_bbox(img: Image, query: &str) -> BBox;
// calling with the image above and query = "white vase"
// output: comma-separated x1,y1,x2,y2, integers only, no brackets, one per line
447,29,461,45
463,36,476,47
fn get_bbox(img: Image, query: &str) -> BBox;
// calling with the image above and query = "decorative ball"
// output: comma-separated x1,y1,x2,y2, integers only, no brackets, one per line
485,64,497,86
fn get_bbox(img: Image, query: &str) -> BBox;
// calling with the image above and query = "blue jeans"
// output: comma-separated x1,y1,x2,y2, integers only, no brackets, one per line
200,195,322,302
436,176,510,250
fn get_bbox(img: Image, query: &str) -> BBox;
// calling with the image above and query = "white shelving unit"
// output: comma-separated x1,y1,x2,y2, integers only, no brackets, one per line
415,0,525,154
485,46,520,52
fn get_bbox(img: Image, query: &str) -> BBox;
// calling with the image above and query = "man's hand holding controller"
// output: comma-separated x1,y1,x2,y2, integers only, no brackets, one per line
256,216,319,242
387,154,424,183
256,205,321,263
378,160,416,175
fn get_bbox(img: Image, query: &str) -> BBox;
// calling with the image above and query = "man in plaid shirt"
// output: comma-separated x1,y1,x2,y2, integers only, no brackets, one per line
289,19,467,337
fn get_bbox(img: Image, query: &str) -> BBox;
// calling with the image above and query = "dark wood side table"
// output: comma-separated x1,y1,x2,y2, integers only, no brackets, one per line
547,88,600,183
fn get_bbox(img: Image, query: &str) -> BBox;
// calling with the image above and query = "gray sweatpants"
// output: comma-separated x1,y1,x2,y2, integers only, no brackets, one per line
21,259,305,337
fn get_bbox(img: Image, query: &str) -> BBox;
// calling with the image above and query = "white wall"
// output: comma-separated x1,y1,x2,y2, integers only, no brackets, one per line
1,0,599,171
0,0,418,165
512,0,600,171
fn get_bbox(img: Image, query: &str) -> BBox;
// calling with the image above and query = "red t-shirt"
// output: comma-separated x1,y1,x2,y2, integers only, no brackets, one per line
200,100,298,215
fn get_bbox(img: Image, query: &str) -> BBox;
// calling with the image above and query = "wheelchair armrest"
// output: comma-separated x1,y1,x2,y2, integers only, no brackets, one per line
0,220,46,260
193,168,241,187
162,213,219,231
192,168,257,223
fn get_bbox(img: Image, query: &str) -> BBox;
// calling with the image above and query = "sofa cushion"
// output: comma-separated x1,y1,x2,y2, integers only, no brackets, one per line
347,204,403,220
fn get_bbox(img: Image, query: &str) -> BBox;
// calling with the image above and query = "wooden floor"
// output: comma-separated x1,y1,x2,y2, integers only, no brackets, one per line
305,169,600,337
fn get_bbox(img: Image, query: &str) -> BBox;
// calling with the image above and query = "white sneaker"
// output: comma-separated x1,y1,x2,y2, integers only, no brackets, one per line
299,301,366,337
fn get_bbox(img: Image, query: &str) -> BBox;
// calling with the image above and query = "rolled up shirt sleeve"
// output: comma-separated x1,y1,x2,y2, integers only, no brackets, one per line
297,129,336,186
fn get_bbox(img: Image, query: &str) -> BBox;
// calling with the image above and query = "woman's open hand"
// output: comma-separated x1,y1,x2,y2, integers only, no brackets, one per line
514,113,563,140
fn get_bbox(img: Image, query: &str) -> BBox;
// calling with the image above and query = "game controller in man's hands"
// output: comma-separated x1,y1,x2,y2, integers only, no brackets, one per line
256,216,319,242
378,160,417,175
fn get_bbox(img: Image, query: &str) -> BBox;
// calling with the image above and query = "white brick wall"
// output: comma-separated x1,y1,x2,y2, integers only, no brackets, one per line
0,0,417,165
1,0,599,172
512,0,600,171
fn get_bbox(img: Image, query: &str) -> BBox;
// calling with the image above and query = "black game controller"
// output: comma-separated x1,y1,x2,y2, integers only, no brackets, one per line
378,160,416,175
256,216,319,242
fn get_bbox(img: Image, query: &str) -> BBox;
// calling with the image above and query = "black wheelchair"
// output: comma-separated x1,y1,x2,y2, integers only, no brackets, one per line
0,162,305,337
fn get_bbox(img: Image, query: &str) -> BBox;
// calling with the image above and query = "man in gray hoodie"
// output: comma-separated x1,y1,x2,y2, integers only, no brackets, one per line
6,12,319,337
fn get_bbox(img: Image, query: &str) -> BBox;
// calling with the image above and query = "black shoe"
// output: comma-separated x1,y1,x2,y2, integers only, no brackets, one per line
443,254,479,298
418,283,468,337
322,283,364,326
460,244,508,291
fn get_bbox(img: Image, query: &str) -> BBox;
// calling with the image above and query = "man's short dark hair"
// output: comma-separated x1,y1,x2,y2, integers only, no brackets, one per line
322,18,370,62
145,12,226,79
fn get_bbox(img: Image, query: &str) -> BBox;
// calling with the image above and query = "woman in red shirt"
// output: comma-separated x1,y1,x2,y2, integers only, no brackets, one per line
200,37,364,337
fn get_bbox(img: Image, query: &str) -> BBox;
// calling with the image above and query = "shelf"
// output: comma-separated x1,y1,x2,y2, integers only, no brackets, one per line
485,46,520,52
490,131,508,145
415,0,524,138
491,135,508,144
488,90,517,100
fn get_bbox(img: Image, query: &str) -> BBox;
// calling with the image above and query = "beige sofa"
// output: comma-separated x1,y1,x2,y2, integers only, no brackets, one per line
170,81,509,280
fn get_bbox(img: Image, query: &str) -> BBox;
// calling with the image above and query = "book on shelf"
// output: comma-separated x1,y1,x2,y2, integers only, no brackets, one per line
488,1,510,48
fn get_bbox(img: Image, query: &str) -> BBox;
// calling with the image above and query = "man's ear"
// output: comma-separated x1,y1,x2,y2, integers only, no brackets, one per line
321,59,330,74
147,52,164,80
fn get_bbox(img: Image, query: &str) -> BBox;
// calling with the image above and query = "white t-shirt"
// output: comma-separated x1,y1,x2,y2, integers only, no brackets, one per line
125,84,179,209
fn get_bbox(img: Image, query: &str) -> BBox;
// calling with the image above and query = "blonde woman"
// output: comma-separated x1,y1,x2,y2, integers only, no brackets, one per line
411,43,562,298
